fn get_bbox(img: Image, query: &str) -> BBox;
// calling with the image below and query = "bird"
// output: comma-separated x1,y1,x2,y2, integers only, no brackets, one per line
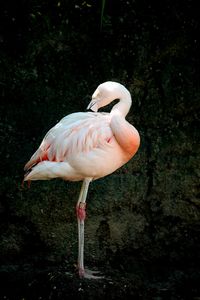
24,81,140,279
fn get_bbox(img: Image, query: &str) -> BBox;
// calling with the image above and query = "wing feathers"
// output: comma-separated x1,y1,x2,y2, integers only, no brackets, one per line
24,112,113,172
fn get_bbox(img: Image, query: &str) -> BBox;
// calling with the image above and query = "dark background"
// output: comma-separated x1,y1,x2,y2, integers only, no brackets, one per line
0,0,199,299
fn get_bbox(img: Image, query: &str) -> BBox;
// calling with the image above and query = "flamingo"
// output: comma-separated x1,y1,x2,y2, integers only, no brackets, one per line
24,81,140,279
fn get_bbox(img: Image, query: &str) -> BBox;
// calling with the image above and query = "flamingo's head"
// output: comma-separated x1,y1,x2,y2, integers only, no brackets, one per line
87,81,126,112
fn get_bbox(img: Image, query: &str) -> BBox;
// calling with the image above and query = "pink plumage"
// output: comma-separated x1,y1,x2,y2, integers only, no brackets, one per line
24,81,140,278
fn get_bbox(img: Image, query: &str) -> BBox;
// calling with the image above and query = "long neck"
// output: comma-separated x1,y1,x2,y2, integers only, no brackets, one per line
110,88,132,117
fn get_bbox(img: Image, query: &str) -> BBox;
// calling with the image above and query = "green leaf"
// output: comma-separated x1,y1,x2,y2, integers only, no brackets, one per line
100,0,106,30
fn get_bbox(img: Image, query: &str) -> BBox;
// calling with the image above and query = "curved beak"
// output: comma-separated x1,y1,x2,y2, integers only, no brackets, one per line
87,99,99,112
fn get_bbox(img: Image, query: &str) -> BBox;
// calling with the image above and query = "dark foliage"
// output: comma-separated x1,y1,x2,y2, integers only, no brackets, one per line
0,0,199,298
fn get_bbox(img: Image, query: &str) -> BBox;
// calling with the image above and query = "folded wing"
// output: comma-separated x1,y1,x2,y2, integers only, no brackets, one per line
24,112,112,173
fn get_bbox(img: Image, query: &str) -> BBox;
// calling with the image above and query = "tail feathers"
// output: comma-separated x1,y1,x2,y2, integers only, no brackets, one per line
24,161,76,181
24,148,43,171
24,158,38,172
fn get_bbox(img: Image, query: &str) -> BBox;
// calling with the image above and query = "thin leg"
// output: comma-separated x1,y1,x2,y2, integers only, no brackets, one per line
76,178,103,279
76,178,91,277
